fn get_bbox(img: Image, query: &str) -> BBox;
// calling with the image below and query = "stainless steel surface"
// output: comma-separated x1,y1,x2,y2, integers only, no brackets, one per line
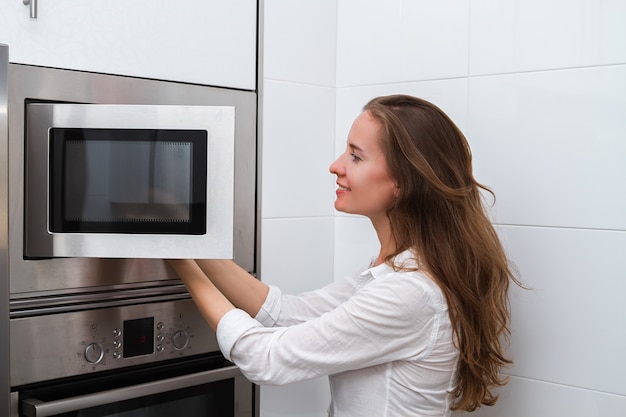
10,298,219,386
234,372,255,417
25,103,235,259
20,367,250,417
8,64,257,296
9,281,187,317
1,43,10,417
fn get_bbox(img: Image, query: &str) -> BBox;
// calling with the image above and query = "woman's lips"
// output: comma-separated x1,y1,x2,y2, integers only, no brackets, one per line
336,184,350,195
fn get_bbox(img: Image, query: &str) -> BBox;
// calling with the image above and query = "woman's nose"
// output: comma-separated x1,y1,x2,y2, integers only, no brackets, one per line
329,157,342,175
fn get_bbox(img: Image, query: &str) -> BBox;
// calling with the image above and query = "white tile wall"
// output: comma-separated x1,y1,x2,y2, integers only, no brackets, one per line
261,80,336,219
263,0,337,86
333,216,378,281
498,225,626,394
468,65,626,230
470,0,626,75
456,377,626,417
336,0,470,86
260,218,335,294
262,1,626,416
259,378,332,417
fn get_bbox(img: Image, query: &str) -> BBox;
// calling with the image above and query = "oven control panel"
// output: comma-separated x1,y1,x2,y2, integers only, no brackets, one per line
10,298,220,387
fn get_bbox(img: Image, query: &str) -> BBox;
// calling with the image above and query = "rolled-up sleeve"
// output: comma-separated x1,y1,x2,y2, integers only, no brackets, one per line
251,285,282,327
216,309,263,361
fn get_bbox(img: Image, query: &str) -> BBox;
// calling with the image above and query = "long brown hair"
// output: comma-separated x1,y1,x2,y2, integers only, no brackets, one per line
364,94,520,411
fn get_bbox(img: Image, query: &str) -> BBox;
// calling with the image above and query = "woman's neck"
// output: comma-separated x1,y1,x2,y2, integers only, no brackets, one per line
371,216,396,266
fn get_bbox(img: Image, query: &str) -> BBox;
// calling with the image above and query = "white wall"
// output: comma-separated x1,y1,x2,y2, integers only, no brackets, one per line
261,1,626,416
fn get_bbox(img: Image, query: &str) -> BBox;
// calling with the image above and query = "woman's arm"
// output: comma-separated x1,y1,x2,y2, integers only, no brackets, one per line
167,259,235,331
193,259,270,317
169,258,270,318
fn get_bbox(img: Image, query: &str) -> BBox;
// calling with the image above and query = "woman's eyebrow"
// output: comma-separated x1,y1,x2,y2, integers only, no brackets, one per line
348,142,365,153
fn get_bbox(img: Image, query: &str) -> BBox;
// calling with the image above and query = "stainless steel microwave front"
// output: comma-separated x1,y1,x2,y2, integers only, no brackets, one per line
24,103,235,259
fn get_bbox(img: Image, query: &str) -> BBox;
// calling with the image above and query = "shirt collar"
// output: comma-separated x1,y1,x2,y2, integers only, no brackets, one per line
359,249,418,281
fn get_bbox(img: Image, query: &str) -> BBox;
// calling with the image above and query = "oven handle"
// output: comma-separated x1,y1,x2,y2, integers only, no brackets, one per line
21,365,244,417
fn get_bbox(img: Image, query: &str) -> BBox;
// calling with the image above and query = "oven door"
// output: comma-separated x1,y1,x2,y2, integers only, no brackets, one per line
16,357,254,417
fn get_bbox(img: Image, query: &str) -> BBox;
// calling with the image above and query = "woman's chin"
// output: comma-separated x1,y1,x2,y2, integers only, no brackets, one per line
334,203,355,215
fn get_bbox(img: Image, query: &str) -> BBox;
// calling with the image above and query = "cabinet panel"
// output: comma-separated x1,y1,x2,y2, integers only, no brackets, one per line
0,0,257,90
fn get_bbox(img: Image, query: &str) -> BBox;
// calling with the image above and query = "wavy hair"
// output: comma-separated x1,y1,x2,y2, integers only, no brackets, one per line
363,94,521,411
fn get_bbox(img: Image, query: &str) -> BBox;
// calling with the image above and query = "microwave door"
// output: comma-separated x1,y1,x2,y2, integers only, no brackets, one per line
24,104,235,259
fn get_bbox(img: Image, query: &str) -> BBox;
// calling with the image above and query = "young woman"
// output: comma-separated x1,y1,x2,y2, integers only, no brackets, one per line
168,94,520,416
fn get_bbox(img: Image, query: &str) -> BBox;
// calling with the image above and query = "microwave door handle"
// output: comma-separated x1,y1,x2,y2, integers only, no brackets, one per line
21,365,244,417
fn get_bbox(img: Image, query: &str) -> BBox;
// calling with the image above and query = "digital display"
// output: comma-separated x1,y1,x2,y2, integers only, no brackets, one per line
123,317,155,358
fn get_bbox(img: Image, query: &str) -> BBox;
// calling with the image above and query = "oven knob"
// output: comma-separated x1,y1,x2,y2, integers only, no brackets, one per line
171,330,189,350
84,342,104,364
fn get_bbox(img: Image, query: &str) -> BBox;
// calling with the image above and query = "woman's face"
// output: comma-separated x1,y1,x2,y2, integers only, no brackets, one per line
329,111,397,222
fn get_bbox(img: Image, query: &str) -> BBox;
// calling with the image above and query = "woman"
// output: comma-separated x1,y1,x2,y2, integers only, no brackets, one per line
169,94,519,416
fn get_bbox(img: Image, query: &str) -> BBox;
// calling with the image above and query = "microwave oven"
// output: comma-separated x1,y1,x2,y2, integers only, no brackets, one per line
24,103,235,259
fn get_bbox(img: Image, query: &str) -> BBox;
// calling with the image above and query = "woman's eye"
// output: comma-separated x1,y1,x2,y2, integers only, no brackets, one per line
350,152,362,162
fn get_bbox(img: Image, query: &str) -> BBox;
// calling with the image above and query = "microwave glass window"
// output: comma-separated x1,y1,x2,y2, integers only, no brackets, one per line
49,129,207,234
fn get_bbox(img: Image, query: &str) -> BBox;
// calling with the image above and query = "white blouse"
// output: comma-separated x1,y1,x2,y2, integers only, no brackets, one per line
216,251,459,417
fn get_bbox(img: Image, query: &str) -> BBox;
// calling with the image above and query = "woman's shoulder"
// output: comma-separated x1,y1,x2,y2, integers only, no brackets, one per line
365,250,431,282
387,267,445,304
359,260,447,319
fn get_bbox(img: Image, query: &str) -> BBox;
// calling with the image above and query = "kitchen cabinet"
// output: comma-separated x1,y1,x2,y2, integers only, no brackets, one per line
0,0,257,90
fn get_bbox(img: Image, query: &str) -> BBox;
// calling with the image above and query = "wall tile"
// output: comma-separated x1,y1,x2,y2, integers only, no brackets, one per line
262,80,336,219
263,0,337,86
260,379,331,417
468,65,626,230
496,225,626,395
333,216,379,281
260,217,335,292
336,0,470,87
454,376,626,417
470,0,626,75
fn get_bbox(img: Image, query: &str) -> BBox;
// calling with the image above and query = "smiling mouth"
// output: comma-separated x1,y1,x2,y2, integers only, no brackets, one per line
337,185,350,191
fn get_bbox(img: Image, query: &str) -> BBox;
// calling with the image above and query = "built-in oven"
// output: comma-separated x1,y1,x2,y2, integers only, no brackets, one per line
0,44,259,417
11,298,253,417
